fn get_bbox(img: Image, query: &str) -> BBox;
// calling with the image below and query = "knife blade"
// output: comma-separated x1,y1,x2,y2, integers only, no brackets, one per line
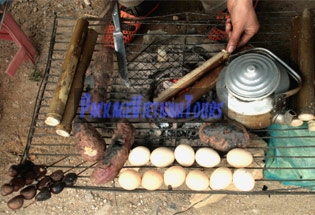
112,2,130,87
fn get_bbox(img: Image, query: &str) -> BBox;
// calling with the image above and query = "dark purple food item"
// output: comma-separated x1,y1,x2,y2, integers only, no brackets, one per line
37,176,52,190
62,173,78,187
1,183,14,196
50,181,65,194
50,170,64,182
73,117,106,162
199,121,250,152
9,177,26,192
7,195,24,210
90,119,136,185
20,185,37,200
35,187,51,201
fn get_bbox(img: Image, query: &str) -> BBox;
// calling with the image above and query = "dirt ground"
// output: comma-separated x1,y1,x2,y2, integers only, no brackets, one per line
1,0,315,214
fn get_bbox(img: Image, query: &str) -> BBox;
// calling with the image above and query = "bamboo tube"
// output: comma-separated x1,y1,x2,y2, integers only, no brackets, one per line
296,9,315,122
289,16,304,127
45,18,89,126
56,29,98,137
154,50,229,103
165,66,224,117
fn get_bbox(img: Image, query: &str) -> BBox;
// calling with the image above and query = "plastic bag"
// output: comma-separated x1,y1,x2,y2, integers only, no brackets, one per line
264,123,315,189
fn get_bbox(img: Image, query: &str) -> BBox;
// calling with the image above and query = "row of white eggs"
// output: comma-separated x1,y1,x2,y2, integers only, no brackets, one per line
128,144,253,168
118,166,255,191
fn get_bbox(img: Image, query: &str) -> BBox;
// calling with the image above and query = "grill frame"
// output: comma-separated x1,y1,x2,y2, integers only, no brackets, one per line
21,11,315,195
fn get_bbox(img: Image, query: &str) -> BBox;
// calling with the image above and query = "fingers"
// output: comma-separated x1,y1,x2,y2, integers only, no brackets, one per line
225,19,242,53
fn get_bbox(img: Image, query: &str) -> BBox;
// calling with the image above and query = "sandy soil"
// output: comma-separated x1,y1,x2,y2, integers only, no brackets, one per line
1,0,315,214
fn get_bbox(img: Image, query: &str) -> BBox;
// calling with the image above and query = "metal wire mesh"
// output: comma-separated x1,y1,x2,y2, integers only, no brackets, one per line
21,10,315,194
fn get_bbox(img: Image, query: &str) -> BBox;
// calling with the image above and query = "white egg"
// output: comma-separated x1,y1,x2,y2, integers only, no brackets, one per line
174,144,195,167
164,166,186,188
141,170,164,190
195,148,221,168
226,148,253,168
210,167,233,190
118,169,141,190
150,147,175,167
128,146,151,166
185,170,209,191
233,168,255,191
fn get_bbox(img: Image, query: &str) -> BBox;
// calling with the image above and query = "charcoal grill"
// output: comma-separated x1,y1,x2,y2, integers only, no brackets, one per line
21,9,315,195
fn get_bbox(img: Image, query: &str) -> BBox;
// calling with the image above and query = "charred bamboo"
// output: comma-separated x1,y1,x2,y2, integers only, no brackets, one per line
56,29,98,137
45,18,89,126
154,50,229,103
296,9,315,122
165,66,224,117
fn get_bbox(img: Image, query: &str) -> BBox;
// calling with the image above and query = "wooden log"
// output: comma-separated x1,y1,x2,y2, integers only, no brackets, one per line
45,18,89,126
296,9,315,122
165,66,224,118
56,29,98,137
154,50,229,103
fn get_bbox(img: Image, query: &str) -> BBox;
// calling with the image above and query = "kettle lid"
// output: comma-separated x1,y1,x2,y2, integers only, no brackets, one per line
225,53,280,100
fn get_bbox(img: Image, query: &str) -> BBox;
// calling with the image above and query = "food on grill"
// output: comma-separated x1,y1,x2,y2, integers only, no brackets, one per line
150,147,175,168
22,170,37,185
1,183,14,196
185,170,209,191
233,168,255,191
164,166,186,188
209,167,233,190
45,18,89,126
37,176,52,190
7,195,24,210
56,28,98,137
141,170,164,190
84,46,113,119
73,117,106,162
174,144,195,167
90,119,136,185
35,187,52,201
20,185,37,200
226,148,253,168
62,173,78,187
199,121,250,152
49,170,64,182
195,147,221,168
9,177,26,192
33,165,47,180
128,146,151,166
118,169,141,190
50,181,65,194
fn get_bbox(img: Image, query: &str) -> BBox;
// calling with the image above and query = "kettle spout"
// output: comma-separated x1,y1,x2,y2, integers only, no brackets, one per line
272,110,297,125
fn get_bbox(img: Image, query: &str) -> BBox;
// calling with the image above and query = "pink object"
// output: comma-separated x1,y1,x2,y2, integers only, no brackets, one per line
0,11,38,76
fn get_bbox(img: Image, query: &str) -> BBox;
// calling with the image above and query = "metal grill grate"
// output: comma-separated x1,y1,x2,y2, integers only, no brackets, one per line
21,10,315,195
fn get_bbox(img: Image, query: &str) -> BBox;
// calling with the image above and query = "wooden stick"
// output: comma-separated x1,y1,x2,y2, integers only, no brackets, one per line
45,18,89,126
154,50,229,103
296,9,315,122
56,29,98,137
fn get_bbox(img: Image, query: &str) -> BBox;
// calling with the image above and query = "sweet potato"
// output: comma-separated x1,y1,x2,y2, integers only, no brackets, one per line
199,121,250,152
73,116,106,162
90,119,136,185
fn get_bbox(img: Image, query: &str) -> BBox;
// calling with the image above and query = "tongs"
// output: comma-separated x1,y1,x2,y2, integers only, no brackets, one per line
112,2,130,87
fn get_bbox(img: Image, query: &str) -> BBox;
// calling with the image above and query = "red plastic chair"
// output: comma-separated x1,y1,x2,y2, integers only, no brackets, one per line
0,1,38,76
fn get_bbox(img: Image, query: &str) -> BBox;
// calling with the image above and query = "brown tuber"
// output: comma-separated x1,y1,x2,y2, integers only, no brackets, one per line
1,183,14,196
20,185,37,200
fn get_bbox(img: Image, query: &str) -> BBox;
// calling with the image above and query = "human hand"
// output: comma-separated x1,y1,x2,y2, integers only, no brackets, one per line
225,0,259,53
